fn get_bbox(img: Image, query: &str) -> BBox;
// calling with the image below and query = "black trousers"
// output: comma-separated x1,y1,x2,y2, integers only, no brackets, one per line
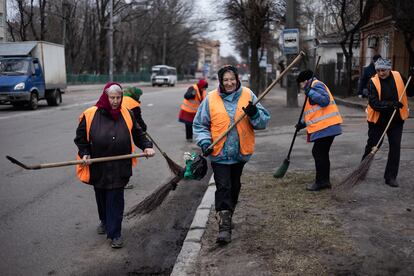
362,121,403,180
211,162,246,212
94,187,124,239
312,136,335,184
185,123,193,140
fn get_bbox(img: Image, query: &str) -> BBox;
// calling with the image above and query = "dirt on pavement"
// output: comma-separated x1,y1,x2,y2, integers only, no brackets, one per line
193,92,414,276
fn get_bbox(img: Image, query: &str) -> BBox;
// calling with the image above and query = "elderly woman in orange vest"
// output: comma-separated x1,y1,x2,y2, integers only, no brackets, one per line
74,82,155,248
193,65,270,245
362,58,409,187
296,70,343,191
178,79,208,141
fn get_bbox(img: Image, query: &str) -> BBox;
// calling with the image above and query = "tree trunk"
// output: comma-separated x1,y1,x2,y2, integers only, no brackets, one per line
250,40,260,95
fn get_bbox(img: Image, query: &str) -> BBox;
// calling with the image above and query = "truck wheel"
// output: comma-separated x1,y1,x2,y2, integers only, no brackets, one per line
46,89,62,106
29,93,38,110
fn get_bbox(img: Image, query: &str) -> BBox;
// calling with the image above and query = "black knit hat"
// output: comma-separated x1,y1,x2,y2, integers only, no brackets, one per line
218,65,241,92
296,70,314,83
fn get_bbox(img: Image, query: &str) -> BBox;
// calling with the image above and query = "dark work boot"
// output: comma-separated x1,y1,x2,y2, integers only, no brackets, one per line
216,210,232,245
306,181,332,191
385,178,399,187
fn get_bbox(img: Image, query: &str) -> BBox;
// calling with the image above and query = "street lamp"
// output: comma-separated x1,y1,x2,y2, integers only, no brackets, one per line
108,0,114,82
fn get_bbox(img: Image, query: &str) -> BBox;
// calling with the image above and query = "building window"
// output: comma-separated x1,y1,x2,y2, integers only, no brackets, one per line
0,13,4,27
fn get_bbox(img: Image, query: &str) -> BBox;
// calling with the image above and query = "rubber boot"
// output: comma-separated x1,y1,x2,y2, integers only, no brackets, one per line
216,210,232,245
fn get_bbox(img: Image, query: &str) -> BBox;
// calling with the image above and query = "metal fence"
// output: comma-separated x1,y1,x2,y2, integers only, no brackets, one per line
67,72,151,84
317,62,359,97
67,72,187,85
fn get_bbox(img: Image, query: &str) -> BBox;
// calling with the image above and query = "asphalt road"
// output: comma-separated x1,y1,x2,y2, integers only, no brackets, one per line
0,83,211,275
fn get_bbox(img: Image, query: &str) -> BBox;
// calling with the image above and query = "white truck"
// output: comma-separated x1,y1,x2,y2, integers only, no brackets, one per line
0,41,67,110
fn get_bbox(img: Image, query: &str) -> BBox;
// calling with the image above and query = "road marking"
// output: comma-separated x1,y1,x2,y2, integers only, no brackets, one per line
0,101,96,121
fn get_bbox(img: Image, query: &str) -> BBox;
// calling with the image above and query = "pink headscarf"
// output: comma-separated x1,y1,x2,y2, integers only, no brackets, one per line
96,82,123,121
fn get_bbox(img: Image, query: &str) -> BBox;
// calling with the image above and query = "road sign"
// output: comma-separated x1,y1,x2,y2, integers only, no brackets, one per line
283,28,299,55
259,49,267,68
266,64,272,73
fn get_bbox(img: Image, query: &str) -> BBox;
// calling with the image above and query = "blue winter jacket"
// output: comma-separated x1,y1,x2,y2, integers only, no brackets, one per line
303,79,342,142
193,86,270,164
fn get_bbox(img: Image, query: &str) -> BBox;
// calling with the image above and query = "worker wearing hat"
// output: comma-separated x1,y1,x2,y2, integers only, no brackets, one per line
193,65,270,244
362,58,409,187
178,79,209,141
296,70,343,191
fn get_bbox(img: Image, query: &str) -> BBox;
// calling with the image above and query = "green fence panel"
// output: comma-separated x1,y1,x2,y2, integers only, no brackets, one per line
67,72,151,85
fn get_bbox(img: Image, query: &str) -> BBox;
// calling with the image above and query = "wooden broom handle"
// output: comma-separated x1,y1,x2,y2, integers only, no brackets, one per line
373,75,411,151
207,51,306,150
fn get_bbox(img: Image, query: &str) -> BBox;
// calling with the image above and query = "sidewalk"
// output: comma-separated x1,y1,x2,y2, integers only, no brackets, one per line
172,86,414,275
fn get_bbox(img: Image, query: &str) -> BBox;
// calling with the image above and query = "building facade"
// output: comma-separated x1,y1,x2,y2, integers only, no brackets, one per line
359,2,410,77
196,39,220,78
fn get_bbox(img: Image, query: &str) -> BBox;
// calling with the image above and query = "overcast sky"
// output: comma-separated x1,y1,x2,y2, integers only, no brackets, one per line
194,0,241,61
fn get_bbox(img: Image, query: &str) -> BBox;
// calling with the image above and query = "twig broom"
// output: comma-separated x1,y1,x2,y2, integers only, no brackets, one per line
333,76,411,199
274,56,321,178
126,51,307,217
145,132,184,177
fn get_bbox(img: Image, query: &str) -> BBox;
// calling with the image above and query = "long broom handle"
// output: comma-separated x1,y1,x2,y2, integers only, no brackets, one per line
6,153,148,170
285,56,321,160
371,75,411,153
144,131,167,157
206,51,306,151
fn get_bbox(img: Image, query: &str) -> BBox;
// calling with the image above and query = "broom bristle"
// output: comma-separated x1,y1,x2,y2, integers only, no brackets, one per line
273,158,290,178
333,152,375,200
164,154,185,177
126,175,182,217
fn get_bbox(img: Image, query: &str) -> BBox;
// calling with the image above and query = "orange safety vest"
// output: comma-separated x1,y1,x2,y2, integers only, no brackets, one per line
367,71,409,123
304,80,343,133
208,87,255,156
122,96,141,110
180,84,207,114
76,106,137,184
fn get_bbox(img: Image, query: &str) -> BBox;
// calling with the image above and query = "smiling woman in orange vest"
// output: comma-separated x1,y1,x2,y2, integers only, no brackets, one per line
178,79,208,141
74,82,155,249
362,58,409,188
296,70,343,192
193,65,270,245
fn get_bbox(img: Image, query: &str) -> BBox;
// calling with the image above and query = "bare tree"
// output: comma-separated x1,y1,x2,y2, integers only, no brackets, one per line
315,0,373,96
221,0,285,94
380,0,414,66
6,0,204,76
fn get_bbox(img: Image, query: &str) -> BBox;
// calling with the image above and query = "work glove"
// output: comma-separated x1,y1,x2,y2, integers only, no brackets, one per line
295,121,306,131
387,101,403,110
392,101,404,109
304,87,312,96
242,101,258,118
201,143,213,157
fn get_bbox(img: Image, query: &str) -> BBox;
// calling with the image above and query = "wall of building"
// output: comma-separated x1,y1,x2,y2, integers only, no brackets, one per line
197,40,220,78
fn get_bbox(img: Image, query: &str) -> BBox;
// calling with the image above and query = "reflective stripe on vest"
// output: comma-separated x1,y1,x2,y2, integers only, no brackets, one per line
180,84,206,114
122,96,140,110
367,71,409,123
304,80,343,133
76,106,137,184
208,88,255,156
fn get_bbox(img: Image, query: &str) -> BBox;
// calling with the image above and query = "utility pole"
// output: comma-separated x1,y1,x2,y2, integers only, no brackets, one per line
108,0,114,82
286,0,298,107
162,27,167,65
61,0,66,45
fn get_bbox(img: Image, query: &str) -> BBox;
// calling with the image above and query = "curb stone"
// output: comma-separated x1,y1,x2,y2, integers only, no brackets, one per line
171,175,216,276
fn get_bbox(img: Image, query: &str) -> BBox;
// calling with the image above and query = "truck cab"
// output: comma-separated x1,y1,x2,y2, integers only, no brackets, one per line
0,41,66,110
